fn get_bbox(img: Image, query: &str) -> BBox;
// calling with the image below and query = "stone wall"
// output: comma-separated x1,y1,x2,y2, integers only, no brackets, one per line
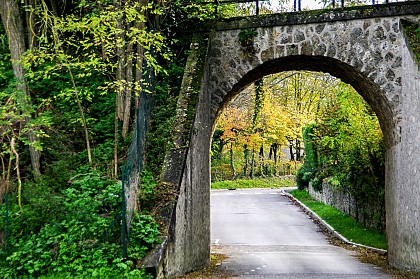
158,33,211,278
308,181,385,231
385,15,420,270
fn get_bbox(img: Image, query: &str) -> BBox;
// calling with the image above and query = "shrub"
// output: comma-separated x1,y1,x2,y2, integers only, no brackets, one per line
1,169,159,278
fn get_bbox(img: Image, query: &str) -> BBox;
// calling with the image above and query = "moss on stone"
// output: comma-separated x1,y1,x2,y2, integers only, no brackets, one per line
186,2,419,33
178,33,209,144
402,20,420,63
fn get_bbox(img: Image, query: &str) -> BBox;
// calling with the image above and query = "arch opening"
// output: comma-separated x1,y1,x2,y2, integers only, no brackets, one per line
211,69,386,230
213,55,396,149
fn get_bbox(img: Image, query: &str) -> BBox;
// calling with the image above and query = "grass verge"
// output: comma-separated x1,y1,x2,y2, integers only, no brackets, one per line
289,189,387,250
211,176,295,189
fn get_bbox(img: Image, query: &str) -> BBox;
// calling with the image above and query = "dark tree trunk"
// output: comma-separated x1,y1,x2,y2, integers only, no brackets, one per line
289,142,294,161
243,144,249,177
296,139,301,161
250,148,255,178
272,143,278,175
230,142,236,179
122,35,133,138
273,143,278,164
1,0,41,177
259,145,264,176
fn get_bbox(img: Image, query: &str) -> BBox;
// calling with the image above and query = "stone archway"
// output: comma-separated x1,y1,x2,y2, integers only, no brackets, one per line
206,18,404,148
159,5,420,278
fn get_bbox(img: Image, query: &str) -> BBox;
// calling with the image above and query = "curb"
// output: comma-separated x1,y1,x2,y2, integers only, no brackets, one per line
281,190,387,255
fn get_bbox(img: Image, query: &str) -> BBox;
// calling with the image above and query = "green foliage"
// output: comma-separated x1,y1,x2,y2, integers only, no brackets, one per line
252,79,265,127
0,170,159,278
290,190,387,250
316,84,384,197
137,169,158,212
238,28,258,49
296,124,318,190
172,0,239,22
211,129,225,160
295,167,308,190
402,20,420,62
38,268,153,279
128,214,160,259
296,83,385,229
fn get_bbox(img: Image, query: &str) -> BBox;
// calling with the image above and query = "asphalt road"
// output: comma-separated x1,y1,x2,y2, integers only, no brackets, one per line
210,188,391,279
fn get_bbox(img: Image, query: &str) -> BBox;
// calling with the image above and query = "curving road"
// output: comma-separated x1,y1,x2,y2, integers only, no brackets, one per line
210,188,391,279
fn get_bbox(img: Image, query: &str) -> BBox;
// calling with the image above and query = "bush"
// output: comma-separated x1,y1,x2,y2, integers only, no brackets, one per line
295,167,308,190
0,169,159,278
296,124,318,190
128,214,160,259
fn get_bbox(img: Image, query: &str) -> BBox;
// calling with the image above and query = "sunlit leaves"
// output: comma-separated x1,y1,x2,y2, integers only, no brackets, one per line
217,106,247,142
310,82,384,193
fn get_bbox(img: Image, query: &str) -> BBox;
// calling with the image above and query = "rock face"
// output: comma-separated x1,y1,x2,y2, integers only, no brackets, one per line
159,3,420,277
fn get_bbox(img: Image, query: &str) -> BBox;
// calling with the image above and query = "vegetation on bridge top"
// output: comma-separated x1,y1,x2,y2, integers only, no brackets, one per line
181,1,420,32
403,20,420,63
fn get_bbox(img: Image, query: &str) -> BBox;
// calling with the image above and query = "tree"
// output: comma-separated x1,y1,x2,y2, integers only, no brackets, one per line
265,71,338,160
1,0,42,177
217,106,247,178
13,0,169,177
211,71,344,179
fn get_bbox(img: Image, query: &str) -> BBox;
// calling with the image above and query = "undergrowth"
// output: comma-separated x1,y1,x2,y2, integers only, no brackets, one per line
0,169,159,278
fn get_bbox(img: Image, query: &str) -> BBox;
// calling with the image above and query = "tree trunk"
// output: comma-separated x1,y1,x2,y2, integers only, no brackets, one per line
250,148,255,178
229,142,236,179
1,0,41,177
114,0,125,177
273,144,278,164
10,137,22,210
295,139,301,161
259,145,264,176
67,68,93,166
243,144,249,177
114,110,119,178
134,0,147,109
122,36,133,138
135,43,143,109
289,142,294,161
273,143,278,175
24,0,37,50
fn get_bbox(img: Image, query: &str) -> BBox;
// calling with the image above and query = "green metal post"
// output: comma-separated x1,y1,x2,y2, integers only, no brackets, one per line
5,192,10,258
121,167,128,259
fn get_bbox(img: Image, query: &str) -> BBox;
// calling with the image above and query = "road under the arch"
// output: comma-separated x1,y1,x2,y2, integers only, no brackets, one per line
210,188,391,278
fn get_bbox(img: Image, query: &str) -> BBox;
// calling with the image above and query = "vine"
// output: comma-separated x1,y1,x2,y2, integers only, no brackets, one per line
238,28,257,50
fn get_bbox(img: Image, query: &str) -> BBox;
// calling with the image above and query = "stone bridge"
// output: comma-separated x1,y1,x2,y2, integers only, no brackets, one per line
155,2,420,277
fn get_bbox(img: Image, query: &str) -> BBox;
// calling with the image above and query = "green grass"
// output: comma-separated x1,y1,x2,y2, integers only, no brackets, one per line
290,190,387,250
211,176,296,189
